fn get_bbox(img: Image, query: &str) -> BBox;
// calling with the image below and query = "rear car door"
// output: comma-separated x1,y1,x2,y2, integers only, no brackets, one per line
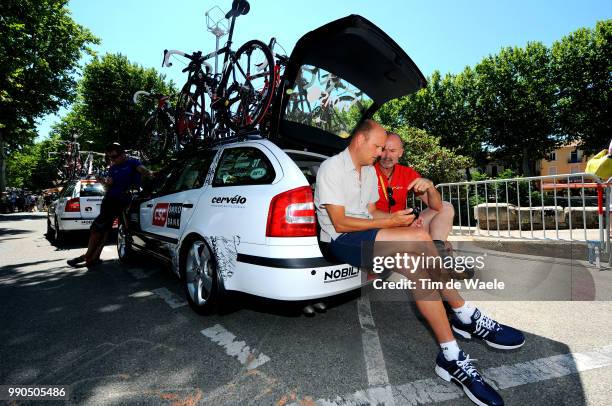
201,144,280,245
150,152,216,243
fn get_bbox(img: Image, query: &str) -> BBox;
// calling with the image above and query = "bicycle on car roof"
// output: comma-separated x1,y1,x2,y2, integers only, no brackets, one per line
161,0,275,148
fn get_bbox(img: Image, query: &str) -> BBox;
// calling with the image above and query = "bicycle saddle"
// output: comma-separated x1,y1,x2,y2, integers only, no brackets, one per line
225,0,250,18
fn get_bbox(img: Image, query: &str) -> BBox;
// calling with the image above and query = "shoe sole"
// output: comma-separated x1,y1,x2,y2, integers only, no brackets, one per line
452,325,525,350
435,365,490,406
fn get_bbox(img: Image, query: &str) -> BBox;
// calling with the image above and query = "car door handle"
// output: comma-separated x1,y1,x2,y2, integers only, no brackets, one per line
183,203,194,208
146,204,153,208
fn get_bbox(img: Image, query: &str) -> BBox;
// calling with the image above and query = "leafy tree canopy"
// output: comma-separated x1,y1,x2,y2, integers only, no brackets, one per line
0,0,98,190
51,53,176,152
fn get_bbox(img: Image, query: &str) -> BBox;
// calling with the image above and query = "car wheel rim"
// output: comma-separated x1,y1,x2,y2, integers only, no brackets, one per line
185,241,213,306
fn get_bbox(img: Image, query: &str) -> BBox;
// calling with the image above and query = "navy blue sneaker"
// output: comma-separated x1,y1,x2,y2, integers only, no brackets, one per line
435,350,503,406
451,309,525,350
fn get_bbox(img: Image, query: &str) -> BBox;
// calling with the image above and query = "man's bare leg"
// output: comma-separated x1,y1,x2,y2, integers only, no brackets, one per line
84,230,105,262
375,227,462,343
416,201,454,242
88,230,110,263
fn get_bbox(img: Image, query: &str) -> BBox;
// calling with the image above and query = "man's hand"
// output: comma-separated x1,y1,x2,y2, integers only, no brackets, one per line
388,209,418,227
408,177,434,194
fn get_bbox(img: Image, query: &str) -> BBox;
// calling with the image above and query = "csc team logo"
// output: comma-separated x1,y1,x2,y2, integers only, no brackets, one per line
153,203,169,226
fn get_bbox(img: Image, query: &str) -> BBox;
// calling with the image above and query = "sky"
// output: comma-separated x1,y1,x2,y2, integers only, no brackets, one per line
35,0,611,140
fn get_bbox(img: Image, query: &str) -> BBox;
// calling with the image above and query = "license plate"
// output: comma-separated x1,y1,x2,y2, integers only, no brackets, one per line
81,220,93,224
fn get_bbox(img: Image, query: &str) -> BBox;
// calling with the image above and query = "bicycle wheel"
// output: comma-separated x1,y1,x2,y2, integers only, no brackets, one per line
221,40,275,133
138,113,171,163
175,82,209,146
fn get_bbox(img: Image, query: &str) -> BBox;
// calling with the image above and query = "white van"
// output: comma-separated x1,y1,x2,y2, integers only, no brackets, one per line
118,15,427,314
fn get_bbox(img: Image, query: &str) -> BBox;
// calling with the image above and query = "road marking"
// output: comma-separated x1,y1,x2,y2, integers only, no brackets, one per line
302,344,612,405
485,344,612,389
356,295,394,404
201,324,270,370
151,287,186,309
129,290,154,298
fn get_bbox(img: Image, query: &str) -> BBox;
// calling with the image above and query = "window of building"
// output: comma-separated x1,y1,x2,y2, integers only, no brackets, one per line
569,150,579,163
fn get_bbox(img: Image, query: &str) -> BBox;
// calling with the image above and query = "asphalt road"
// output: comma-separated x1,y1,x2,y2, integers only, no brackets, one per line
1,212,612,405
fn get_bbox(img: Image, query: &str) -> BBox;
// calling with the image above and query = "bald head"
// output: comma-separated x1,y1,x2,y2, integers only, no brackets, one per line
380,132,404,170
386,133,404,148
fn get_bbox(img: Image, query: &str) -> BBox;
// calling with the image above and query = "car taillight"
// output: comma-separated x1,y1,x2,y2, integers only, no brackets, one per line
266,186,316,237
65,197,80,212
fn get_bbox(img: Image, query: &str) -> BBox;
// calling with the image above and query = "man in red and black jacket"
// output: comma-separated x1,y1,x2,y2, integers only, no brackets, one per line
374,132,471,278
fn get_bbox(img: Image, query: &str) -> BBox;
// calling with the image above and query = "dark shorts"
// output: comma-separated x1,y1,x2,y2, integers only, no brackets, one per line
91,197,128,233
330,229,380,268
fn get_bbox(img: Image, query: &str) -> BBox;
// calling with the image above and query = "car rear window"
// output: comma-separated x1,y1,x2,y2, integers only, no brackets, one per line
213,147,276,187
286,151,327,187
80,182,106,197
284,64,373,139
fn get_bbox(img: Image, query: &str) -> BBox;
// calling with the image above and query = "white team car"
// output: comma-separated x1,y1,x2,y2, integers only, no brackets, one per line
47,179,113,242
118,15,427,313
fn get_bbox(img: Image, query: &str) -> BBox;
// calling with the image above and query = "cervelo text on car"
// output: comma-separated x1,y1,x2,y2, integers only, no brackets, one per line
118,15,427,314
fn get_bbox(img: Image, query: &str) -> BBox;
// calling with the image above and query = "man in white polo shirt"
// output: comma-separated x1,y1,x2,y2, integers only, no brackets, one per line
315,119,524,406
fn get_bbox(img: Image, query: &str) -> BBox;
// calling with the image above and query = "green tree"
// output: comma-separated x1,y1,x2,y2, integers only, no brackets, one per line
378,68,485,177
475,42,560,176
6,136,63,190
52,53,176,151
0,0,98,191
552,19,612,153
388,125,473,185
6,143,38,189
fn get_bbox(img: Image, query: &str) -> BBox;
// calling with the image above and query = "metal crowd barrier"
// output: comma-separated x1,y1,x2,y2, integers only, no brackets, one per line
421,173,611,267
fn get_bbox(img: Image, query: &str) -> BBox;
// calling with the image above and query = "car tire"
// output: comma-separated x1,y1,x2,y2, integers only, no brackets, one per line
117,224,135,263
46,216,54,241
54,216,65,243
181,238,220,315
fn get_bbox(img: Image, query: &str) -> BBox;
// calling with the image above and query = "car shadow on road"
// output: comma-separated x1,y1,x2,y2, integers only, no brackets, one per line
0,213,48,222
0,227,33,237
216,288,362,318
45,230,117,250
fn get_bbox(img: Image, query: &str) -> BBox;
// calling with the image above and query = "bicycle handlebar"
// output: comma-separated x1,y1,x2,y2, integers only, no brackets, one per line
162,49,187,68
163,49,213,73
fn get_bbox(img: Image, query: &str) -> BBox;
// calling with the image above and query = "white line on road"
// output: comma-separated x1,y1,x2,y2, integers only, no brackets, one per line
201,324,270,370
356,295,394,404
151,287,186,309
302,344,612,405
